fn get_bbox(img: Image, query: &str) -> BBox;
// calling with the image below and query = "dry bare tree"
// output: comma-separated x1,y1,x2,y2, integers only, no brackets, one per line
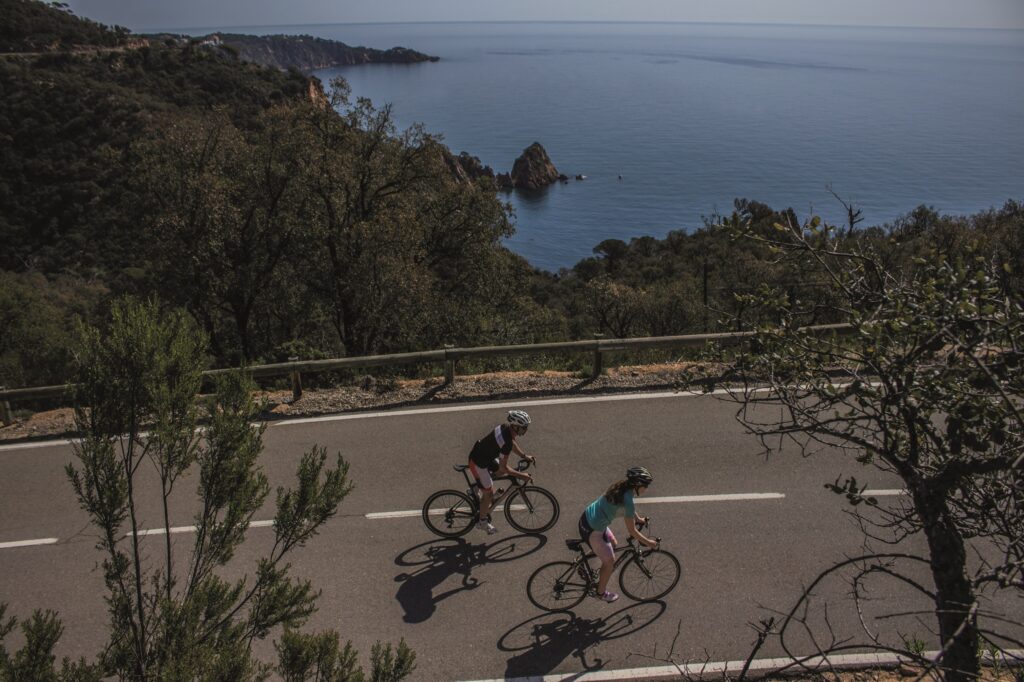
718,215,1023,680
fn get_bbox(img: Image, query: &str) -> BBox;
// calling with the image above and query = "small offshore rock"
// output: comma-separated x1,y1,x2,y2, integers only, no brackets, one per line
510,142,560,190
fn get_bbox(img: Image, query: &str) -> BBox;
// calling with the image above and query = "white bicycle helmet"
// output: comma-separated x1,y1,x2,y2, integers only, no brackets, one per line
507,410,532,427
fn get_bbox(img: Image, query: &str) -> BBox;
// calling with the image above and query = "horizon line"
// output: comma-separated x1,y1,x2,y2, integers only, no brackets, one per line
140,18,1024,35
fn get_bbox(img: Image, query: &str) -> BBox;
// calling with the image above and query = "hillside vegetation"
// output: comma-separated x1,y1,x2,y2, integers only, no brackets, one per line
1,0,1022,391
0,0,129,51
207,33,439,72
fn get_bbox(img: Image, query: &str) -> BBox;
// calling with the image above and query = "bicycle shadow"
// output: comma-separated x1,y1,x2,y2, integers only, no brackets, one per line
394,534,547,623
498,601,667,678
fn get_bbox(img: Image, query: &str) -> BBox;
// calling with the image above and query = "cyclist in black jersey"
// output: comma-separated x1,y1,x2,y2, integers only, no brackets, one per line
468,410,536,534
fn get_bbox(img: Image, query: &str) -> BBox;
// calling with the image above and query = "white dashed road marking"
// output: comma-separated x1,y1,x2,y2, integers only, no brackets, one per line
366,492,784,520
1,492,784,548
0,537,59,549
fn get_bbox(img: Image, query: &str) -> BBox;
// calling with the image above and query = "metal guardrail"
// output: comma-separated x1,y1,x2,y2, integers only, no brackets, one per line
0,324,851,413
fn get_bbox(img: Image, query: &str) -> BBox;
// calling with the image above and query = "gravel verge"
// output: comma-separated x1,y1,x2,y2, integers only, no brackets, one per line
0,362,724,443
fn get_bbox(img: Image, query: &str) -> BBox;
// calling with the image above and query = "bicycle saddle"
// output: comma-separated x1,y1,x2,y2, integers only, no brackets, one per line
453,464,469,472
565,539,584,551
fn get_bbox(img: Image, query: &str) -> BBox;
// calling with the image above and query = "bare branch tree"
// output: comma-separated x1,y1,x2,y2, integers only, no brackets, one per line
718,215,1023,680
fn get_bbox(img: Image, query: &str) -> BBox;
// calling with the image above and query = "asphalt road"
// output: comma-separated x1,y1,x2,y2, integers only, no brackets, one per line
1,390,1020,680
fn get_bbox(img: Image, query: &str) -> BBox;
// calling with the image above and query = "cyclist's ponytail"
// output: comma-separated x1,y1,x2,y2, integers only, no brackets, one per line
604,478,632,505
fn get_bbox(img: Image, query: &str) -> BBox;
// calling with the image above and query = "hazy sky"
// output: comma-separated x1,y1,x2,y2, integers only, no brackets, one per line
67,0,1024,32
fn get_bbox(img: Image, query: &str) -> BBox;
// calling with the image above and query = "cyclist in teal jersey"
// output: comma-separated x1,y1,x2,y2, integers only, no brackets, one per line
577,466,659,602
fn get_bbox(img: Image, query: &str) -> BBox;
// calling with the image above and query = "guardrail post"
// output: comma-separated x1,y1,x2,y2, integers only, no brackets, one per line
444,345,455,385
592,334,604,378
0,387,11,426
288,357,302,402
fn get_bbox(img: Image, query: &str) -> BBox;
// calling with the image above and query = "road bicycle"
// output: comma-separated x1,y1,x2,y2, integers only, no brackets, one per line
526,519,680,611
422,460,559,537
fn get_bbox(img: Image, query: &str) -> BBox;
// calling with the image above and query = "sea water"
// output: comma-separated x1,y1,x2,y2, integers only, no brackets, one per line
187,22,1024,272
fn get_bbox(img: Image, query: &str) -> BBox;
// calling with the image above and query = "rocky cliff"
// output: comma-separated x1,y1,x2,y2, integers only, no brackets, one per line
444,143,564,191
510,142,560,190
445,152,498,184
201,33,439,73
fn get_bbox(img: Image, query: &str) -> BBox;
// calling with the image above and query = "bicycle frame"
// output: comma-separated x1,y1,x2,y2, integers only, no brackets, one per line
573,538,644,578
458,462,529,510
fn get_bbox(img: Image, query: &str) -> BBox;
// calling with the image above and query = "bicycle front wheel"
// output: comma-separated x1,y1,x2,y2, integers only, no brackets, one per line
504,486,560,534
527,560,591,611
618,549,681,601
422,489,477,538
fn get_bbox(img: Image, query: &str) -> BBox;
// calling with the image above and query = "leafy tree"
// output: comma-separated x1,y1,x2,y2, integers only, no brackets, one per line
592,238,629,274
275,631,415,682
64,297,411,679
0,604,100,681
583,277,642,338
136,106,313,362
638,279,701,337
299,80,516,355
0,270,107,387
722,217,1023,680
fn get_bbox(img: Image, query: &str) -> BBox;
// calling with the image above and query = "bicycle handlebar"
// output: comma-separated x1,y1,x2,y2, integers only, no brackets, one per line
632,517,661,550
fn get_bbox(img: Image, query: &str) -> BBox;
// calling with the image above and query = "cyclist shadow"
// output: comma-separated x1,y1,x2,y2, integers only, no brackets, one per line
394,533,547,624
498,601,667,678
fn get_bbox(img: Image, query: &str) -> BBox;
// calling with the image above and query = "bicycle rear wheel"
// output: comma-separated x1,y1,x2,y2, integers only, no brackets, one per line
527,560,592,611
504,486,560,534
422,489,477,538
618,549,681,601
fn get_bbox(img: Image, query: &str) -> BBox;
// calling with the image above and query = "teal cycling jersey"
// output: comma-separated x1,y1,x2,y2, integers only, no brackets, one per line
584,490,636,531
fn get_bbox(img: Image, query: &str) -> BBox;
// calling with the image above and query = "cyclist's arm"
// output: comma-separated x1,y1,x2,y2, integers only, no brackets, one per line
511,440,534,463
495,453,530,482
625,515,658,548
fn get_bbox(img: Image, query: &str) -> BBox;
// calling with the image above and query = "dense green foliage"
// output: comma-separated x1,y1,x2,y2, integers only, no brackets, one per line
535,198,1023,341
0,0,128,52
1,0,1022,391
0,26,310,273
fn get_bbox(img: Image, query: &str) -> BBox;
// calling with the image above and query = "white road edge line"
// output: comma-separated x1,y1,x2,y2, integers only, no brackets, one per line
458,649,1024,682
2,382,880,451
863,489,906,496
273,389,734,427
0,389,721,452
0,537,59,549
367,493,784,520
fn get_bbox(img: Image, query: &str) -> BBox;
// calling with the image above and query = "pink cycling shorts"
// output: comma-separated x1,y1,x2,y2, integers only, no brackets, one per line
590,528,616,563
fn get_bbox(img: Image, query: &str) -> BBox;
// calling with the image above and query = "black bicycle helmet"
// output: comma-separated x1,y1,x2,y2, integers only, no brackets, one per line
626,466,653,486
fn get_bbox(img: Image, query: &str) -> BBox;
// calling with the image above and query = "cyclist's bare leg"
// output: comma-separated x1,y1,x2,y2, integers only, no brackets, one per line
469,462,495,522
589,529,616,594
597,558,614,594
479,488,493,521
